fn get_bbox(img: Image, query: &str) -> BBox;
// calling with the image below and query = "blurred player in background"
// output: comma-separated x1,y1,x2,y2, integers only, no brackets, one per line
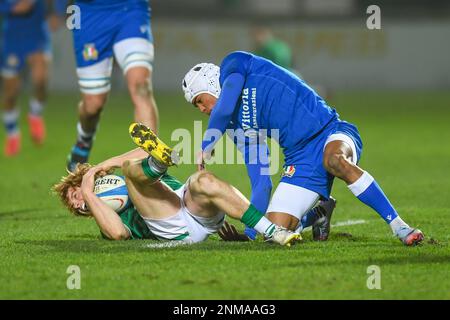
182,51,424,246
251,25,330,101
252,26,292,70
66,0,159,172
1,0,52,156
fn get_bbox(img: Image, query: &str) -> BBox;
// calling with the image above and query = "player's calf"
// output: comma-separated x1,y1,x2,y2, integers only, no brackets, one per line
266,212,299,231
122,157,167,185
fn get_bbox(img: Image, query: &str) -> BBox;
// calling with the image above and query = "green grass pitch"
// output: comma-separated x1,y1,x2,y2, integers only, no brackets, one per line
0,91,449,299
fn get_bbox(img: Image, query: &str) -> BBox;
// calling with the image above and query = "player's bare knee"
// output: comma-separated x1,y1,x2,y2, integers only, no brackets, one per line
122,159,145,183
129,78,152,99
81,95,106,116
324,153,352,177
190,171,221,197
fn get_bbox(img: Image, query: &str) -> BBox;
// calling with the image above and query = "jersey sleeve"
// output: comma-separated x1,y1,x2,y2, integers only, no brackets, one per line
219,51,252,84
201,72,245,153
229,132,272,213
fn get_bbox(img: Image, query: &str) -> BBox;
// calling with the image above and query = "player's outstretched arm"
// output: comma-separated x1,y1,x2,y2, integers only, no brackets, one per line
81,168,130,240
201,73,245,153
95,148,149,172
237,137,272,213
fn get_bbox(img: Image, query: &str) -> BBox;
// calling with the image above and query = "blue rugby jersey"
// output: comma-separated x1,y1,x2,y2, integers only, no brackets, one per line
74,0,149,10
202,51,339,211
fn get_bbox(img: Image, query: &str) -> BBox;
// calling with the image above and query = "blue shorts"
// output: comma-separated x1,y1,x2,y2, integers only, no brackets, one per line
280,120,363,199
73,5,153,68
1,27,51,77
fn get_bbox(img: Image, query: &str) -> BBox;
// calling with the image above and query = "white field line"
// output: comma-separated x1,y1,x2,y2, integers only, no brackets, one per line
145,220,368,247
302,219,368,231
145,241,191,249
331,219,367,227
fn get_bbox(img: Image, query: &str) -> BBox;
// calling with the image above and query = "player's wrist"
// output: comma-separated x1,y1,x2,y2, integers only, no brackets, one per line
81,187,96,199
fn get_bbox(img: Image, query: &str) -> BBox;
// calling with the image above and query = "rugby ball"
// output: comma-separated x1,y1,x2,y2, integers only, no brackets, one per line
94,174,130,213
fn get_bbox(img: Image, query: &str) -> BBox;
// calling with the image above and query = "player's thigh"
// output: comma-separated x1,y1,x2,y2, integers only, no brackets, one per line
267,182,320,229
126,179,181,220
183,184,221,220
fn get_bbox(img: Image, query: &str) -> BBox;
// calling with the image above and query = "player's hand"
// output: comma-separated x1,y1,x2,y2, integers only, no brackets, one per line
196,150,214,171
218,221,250,242
95,159,120,173
80,167,98,197
11,0,34,14
196,150,206,171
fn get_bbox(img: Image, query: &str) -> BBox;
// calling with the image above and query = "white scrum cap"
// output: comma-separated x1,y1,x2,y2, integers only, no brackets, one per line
182,63,221,103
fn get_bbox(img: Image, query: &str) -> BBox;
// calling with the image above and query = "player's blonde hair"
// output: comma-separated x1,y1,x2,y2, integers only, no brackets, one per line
52,164,112,217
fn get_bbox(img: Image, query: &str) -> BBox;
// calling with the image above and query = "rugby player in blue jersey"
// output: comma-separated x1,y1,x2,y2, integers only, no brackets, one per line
1,0,51,156
182,51,424,246
66,0,159,172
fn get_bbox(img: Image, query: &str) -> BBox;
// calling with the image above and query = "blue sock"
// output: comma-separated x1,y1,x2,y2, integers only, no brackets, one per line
244,226,258,240
3,109,19,135
300,208,318,229
348,171,398,224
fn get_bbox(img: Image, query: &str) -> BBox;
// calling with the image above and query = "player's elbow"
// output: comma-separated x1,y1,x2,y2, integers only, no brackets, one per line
106,228,130,241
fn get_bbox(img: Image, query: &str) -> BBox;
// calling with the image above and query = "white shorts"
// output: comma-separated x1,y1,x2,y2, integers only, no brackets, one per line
266,182,320,223
141,184,225,243
76,38,154,95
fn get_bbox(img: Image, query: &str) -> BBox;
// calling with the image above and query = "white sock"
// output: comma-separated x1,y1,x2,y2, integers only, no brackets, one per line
348,171,374,196
254,216,276,237
389,216,409,235
29,98,44,116
147,156,167,174
3,108,20,135
77,122,96,142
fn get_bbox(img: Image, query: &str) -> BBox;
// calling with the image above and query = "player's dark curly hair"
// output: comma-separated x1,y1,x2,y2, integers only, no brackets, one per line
52,163,113,217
